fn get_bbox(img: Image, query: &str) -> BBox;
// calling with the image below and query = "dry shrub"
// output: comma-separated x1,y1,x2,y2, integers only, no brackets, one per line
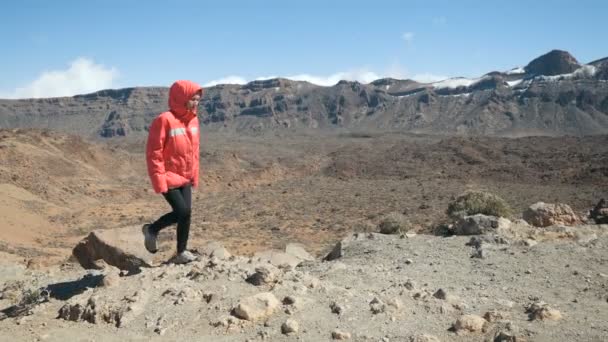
447,191,512,219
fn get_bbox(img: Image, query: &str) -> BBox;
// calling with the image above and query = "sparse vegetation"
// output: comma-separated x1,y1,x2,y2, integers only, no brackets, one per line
378,212,410,234
18,288,49,306
447,191,512,219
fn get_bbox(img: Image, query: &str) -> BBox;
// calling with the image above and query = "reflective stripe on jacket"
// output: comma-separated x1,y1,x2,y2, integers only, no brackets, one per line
146,80,202,193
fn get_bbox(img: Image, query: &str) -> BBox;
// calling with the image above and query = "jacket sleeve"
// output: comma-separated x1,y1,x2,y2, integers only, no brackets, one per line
146,116,168,193
191,120,200,188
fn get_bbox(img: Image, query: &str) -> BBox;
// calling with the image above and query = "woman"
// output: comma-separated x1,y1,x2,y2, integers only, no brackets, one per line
142,80,202,264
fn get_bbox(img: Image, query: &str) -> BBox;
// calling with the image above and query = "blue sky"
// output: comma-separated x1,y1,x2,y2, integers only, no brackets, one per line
1,0,606,98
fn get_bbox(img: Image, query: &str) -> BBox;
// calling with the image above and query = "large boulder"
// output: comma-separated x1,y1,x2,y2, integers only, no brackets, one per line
72,226,153,272
454,214,511,235
523,202,581,227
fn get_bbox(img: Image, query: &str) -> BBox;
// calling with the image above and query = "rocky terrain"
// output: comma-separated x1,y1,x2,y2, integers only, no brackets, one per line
0,128,606,267
0,126,606,340
1,212,607,341
0,49,607,341
1,50,608,137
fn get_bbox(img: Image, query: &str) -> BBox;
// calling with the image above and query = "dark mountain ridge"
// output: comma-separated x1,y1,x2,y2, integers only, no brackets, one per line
1,50,607,137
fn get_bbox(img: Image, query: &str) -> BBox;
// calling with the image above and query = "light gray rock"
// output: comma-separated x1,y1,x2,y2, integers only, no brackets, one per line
246,265,281,286
454,214,511,235
285,243,314,261
324,233,378,261
201,241,232,260
332,329,351,340
253,250,302,269
232,292,280,321
281,318,299,334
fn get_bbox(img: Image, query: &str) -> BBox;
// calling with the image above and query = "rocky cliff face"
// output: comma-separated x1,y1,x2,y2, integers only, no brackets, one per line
1,50,607,137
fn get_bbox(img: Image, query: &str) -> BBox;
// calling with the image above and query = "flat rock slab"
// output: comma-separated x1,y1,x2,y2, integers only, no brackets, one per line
72,226,153,272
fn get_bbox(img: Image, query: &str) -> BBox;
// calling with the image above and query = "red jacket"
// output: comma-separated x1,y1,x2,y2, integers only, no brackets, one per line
146,80,202,193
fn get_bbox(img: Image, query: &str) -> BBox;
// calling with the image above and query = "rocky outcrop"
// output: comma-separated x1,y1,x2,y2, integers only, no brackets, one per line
525,50,581,76
72,226,153,272
589,198,608,224
98,111,130,138
58,290,148,327
523,202,581,227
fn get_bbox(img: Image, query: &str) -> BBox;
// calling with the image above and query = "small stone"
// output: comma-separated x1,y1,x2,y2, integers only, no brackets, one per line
281,319,299,335
526,302,562,321
332,329,351,340
409,334,440,342
494,331,518,342
307,277,321,289
483,310,509,322
404,280,417,290
386,298,402,310
330,302,344,315
370,297,386,314
101,270,120,287
154,327,167,336
282,296,297,305
433,289,447,300
405,259,413,265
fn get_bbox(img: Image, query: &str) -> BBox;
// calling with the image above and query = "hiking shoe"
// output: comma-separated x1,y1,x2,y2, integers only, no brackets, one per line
170,250,198,264
142,224,158,254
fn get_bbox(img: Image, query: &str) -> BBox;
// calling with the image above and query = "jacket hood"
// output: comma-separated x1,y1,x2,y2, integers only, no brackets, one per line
168,80,203,119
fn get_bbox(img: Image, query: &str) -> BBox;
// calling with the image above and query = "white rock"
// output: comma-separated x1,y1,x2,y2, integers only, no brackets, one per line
332,329,351,340
285,243,314,261
232,292,280,321
453,314,486,333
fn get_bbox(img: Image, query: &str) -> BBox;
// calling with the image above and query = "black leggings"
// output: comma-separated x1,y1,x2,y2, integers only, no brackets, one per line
149,184,191,253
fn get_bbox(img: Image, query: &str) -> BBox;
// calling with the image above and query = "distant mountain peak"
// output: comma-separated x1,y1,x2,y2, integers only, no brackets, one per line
525,50,581,76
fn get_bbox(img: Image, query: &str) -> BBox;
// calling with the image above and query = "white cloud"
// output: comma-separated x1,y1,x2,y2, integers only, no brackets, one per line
402,32,415,44
411,73,449,83
202,70,382,87
203,75,248,87
202,68,449,88
0,58,119,99
287,70,381,86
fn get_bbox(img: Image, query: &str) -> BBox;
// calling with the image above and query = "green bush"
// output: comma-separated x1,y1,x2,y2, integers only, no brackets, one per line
378,212,410,234
447,191,512,219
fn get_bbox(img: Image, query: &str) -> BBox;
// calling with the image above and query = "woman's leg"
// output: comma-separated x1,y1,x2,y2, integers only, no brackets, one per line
175,185,192,253
148,184,192,253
